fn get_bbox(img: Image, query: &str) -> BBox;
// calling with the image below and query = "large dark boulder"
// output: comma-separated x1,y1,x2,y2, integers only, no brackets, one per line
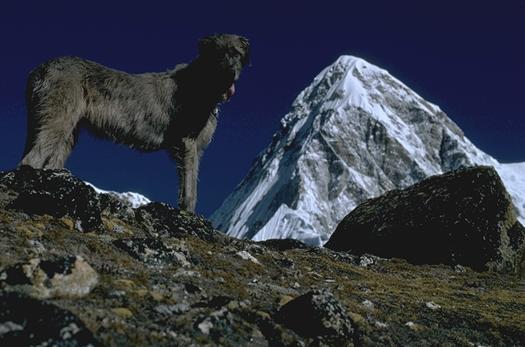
325,166,525,274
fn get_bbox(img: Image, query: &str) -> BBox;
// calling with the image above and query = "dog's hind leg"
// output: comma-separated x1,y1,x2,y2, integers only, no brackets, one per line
20,100,83,169
20,70,84,169
20,112,81,169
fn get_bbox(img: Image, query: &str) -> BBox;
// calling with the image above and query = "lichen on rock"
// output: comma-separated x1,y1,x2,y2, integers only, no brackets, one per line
0,255,98,299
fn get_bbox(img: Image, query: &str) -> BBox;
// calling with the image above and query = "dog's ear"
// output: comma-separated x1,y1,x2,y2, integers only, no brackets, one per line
238,37,250,66
198,36,217,56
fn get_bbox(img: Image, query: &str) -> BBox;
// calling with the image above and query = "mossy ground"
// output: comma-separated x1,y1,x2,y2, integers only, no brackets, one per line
1,202,524,346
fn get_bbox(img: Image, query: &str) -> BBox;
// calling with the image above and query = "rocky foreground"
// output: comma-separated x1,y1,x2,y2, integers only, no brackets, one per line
0,166,524,346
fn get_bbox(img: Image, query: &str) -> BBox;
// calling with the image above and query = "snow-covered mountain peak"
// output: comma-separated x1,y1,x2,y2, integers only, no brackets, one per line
292,55,439,117
211,56,524,246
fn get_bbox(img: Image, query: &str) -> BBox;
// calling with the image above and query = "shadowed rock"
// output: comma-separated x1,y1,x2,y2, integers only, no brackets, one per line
0,291,102,346
258,239,311,251
135,202,220,241
113,237,191,267
326,166,525,274
275,289,355,345
1,166,103,230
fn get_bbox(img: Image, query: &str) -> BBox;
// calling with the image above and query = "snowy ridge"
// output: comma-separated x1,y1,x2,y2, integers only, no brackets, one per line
86,182,151,208
211,55,525,246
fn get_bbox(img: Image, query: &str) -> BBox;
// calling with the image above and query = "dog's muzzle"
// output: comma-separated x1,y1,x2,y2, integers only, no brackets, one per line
219,64,241,101
223,83,235,101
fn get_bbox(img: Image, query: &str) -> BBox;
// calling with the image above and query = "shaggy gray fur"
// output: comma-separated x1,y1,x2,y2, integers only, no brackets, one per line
20,34,250,212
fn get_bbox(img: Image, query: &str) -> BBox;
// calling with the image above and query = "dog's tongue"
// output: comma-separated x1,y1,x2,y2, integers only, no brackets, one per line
225,83,235,100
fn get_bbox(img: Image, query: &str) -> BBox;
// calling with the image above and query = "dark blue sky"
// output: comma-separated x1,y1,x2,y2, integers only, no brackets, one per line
0,1,523,216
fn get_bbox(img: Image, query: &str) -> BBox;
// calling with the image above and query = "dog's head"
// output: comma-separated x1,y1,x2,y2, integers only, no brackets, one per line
198,34,250,101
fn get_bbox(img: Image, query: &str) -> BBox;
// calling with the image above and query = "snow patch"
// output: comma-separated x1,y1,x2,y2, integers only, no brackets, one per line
85,182,151,208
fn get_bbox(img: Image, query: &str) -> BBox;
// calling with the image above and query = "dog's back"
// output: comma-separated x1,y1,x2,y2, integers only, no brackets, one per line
22,57,180,169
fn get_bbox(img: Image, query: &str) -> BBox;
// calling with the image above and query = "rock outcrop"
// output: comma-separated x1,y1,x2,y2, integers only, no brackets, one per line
325,166,525,275
1,166,104,230
0,167,523,346
1,255,99,299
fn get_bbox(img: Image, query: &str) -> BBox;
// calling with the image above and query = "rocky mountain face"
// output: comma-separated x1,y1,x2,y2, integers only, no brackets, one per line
210,56,525,246
0,167,524,346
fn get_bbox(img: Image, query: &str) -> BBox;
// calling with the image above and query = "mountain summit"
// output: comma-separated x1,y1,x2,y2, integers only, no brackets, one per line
210,56,525,246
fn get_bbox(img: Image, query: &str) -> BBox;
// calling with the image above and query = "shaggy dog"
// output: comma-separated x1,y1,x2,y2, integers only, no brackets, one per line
19,34,250,212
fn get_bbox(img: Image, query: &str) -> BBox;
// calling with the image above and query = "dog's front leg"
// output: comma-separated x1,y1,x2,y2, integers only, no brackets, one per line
175,138,199,212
